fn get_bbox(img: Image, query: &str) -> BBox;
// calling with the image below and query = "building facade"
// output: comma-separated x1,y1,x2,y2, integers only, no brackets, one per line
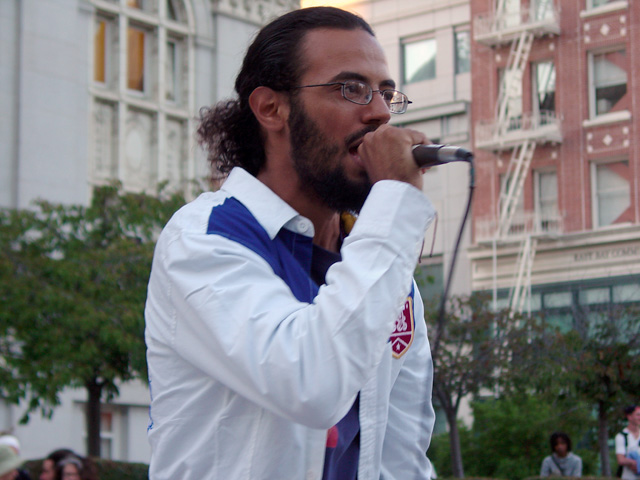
469,0,640,323
304,0,474,298
0,0,297,463
303,0,474,433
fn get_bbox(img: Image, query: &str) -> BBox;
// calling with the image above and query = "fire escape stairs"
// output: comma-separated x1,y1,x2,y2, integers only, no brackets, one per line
491,10,540,313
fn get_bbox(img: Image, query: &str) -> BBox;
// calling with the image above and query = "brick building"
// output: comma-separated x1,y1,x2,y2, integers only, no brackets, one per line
469,0,640,324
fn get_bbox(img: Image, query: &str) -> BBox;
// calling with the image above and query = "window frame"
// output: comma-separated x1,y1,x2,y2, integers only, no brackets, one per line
534,168,558,232
588,47,628,119
454,28,470,75
590,159,631,228
401,34,437,85
89,0,195,194
531,60,556,118
586,0,627,9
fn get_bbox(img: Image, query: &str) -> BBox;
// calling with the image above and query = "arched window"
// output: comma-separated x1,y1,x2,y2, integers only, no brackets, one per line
90,0,195,193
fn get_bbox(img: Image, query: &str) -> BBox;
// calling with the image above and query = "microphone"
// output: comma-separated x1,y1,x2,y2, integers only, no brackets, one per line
412,144,473,167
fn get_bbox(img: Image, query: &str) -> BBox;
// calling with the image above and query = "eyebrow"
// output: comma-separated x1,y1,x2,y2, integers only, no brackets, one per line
329,71,396,90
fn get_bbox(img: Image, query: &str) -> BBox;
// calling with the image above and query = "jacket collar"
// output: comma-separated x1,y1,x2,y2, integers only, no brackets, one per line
221,167,312,240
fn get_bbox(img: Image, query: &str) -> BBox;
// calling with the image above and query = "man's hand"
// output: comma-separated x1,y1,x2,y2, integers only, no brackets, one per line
357,125,428,190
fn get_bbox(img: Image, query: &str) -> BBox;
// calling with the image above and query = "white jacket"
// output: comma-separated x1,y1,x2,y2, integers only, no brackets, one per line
145,167,436,479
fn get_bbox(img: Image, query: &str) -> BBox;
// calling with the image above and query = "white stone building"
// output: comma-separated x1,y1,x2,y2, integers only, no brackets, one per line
0,0,297,463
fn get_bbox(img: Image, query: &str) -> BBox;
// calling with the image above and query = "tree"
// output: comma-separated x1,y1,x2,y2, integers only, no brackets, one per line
429,394,595,480
0,184,186,457
558,302,640,476
425,293,538,477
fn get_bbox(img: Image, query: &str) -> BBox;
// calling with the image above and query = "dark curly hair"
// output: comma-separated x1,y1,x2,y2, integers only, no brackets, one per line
196,6,374,179
550,431,572,453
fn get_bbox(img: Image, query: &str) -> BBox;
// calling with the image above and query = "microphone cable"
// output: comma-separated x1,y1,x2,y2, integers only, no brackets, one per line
430,155,475,359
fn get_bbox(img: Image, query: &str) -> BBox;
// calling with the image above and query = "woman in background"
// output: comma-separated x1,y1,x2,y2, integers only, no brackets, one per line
53,455,97,480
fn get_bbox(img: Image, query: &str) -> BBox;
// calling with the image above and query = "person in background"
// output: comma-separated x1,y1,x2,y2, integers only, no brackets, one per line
53,455,97,480
0,435,31,480
540,431,582,477
616,405,640,480
39,450,74,480
0,444,23,480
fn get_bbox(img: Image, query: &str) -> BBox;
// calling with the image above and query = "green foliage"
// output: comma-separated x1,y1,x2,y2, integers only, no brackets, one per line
0,183,185,422
531,306,640,475
428,395,597,480
425,293,547,476
559,305,640,411
423,288,639,478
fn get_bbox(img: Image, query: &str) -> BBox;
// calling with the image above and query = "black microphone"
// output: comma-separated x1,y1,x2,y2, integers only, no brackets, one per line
412,144,473,167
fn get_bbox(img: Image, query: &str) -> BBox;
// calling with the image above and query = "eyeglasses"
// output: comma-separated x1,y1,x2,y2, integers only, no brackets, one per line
291,80,412,114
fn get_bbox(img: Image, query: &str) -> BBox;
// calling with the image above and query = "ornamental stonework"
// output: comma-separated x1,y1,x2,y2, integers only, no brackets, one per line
585,123,631,157
211,0,299,25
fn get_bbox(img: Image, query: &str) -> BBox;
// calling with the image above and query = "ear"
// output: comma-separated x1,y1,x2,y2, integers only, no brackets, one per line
248,86,289,133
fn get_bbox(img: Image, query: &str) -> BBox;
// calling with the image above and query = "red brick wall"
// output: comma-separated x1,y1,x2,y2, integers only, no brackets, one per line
470,0,639,240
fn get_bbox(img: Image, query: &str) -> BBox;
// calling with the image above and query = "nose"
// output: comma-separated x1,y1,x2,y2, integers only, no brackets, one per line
361,90,391,125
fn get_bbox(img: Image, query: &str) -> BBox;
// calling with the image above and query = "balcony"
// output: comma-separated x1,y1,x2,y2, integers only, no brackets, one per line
474,5,560,46
475,208,564,243
475,111,562,150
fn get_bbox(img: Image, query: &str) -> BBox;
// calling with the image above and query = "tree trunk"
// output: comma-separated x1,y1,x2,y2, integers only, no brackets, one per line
86,378,103,458
598,400,611,476
446,406,465,478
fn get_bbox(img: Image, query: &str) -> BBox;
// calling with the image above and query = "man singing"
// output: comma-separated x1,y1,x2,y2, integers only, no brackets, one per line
145,6,436,479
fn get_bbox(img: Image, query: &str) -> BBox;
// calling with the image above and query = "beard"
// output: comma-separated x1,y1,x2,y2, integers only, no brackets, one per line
288,97,372,213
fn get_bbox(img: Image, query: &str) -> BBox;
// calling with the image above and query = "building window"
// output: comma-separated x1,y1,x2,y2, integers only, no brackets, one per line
501,0,521,28
127,26,147,92
93,16,117,87
415,261,444,303
613,283,640,303
532,61,555,118
533,0,555,21
90,0,193,194
454,30,470,75
94,20,107,83
403,37,436,84
101,411,114,459
592,161,631,227
500,173,524,210
535,170,558,231
498,67,523,130
590,48,628,117
588,0,623,8
499,172,525,234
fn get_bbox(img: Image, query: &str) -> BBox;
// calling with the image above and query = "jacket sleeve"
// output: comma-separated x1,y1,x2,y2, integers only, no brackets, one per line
380,288,436,479
573,455,583,477
540,457,551,476
148,181,435,429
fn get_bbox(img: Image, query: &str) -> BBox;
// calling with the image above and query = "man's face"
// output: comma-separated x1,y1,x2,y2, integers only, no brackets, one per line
554,438,568,456
628,407,640,427
289,95,372,212
288,28,393,212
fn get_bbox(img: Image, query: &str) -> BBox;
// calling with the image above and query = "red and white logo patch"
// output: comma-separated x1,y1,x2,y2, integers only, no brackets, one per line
390,295,414,358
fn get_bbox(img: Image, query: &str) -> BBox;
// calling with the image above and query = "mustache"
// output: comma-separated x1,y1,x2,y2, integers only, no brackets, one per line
345,126,379,148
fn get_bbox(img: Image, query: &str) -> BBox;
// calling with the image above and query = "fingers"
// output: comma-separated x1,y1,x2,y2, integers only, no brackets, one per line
357,125,429,190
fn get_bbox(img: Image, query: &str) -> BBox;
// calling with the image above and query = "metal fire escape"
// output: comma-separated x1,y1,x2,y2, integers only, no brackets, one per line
474,0,561,313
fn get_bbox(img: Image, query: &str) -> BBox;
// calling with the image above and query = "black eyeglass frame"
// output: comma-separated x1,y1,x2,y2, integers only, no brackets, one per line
291,80,412,114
